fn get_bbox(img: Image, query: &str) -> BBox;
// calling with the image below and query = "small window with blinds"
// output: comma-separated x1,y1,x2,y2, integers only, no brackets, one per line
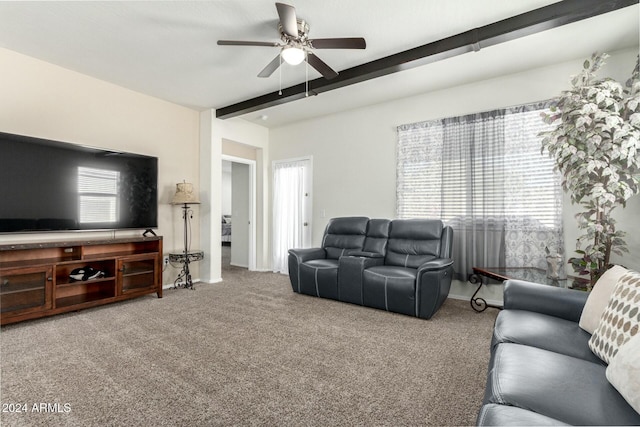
78,167,119,223
396,101,564,277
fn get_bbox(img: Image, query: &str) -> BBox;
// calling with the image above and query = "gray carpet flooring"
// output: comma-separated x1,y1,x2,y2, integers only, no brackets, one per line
0,249,497,426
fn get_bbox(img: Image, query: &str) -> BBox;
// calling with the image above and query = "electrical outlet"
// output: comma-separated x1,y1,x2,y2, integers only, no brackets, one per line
163,255,169,266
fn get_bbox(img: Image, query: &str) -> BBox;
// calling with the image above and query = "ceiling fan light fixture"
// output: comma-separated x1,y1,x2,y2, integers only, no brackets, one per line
219,3,359,79
281,46,305,65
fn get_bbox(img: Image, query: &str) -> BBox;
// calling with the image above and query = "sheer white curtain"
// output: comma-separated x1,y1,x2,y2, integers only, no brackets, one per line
440,111,508,280
272,159,309,273
503,106,564,268
397,101,564,280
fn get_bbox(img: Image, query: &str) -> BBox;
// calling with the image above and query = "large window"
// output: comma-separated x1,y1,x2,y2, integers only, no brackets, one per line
78,166,119,224
396,101,563,279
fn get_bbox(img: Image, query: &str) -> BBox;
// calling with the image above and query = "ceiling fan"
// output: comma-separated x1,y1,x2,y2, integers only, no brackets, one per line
217,2,366,80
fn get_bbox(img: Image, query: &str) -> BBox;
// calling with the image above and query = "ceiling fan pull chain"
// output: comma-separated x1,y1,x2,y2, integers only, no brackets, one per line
279,54,283,96
305,55,308,97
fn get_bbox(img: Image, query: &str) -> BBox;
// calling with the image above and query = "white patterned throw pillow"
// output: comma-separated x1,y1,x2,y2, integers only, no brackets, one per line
606,334,640,413
579,265,628,334
588,270,640,364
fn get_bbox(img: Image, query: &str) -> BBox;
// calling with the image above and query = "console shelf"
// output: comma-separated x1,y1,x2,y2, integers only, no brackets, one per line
0,236,162,325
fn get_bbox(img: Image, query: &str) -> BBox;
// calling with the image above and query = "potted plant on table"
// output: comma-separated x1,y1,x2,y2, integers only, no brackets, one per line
540,52,640,287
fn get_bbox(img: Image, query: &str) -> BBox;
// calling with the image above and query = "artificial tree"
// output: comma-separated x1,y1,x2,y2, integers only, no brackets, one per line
540,52,640,286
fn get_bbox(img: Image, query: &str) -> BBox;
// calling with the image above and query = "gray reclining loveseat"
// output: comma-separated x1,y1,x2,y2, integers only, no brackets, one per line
288,217,454,320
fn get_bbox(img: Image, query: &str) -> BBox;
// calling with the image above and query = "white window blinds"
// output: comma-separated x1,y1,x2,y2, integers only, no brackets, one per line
78,166,119,223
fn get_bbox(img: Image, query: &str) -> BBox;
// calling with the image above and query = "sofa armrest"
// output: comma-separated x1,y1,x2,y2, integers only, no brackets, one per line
416,258,454,319
288,247,326,263
417,258,454,272
287,248,326,293
503,279,588,322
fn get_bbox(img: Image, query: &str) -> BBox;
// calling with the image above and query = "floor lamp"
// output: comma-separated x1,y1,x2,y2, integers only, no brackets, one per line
171,181,200,289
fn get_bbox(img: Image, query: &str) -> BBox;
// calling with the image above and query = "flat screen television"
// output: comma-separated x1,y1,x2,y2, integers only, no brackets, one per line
0,132,158,233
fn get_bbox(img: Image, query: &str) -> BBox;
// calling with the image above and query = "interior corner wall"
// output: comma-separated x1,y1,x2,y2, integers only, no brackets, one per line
199,109,220,283
269,47,640,303
200,115,269,283
0,47,201,287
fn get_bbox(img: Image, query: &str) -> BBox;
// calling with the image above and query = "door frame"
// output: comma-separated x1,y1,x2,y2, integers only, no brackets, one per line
222,154,257,271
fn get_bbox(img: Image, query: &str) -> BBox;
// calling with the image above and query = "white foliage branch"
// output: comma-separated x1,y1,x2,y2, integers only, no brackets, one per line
540,52,640,285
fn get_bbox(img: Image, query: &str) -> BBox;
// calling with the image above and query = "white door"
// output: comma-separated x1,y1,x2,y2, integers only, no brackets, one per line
272,157,312,273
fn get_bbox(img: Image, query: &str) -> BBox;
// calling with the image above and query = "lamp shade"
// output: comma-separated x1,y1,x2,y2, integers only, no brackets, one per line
281,46,305,65
171,182,200,204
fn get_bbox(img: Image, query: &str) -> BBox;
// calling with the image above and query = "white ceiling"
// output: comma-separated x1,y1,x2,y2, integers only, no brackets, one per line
0,1,638,128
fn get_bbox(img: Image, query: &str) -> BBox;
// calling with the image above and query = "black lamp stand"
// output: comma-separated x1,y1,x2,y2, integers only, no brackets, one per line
175,203,194,290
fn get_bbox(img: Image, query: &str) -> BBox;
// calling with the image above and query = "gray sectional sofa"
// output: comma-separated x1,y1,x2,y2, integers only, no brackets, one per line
477,279,640,426
287,216,454,319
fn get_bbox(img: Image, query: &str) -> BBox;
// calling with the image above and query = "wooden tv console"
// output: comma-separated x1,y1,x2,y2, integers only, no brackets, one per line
0,236,162,325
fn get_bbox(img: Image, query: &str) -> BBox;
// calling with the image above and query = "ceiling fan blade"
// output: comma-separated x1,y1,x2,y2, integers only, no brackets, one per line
276,2,298,38
217,40,280,47
258,55,282,78
310,38,366,49
307,53,338,80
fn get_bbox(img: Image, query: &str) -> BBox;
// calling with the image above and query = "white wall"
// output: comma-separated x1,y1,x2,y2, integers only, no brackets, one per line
231,162,250,268
269,47,640,303
0,47,201,286
222,160,232,216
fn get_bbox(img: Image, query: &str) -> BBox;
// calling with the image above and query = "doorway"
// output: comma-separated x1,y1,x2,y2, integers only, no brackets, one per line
221,156,256,271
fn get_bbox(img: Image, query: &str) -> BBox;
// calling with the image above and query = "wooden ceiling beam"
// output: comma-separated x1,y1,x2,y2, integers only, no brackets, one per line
215,0,638,120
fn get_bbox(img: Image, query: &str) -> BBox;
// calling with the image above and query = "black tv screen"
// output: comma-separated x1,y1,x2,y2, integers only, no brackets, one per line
0,132,158,233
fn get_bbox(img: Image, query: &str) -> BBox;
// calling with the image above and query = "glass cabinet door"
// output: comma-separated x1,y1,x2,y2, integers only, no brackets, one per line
0,266,52,317
117,256,158,294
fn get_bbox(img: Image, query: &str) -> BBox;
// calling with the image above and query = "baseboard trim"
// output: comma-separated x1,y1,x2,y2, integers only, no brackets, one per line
163,277,220,289
202,278,223,284
230,263,249,269
447,293,503,308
